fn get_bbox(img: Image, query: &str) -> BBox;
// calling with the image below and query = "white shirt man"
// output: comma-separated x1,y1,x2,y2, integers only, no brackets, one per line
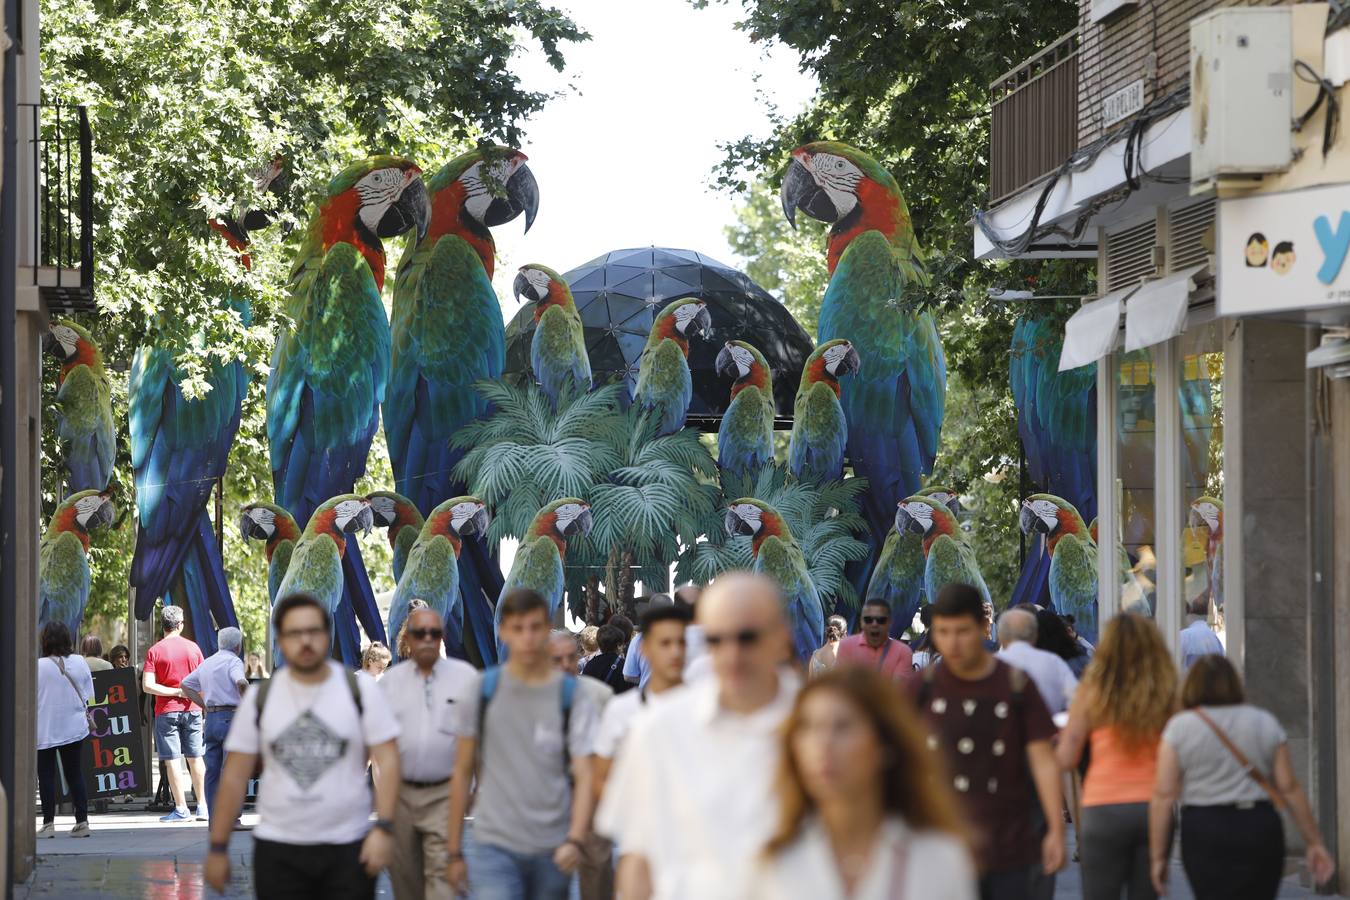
597,573,798,900
380,609,477,900
996,608,1078,716
1180,614,1224,669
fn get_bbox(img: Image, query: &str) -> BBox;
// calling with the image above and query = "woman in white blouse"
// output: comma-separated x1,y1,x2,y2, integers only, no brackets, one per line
36,622,94,837
753,667,977,900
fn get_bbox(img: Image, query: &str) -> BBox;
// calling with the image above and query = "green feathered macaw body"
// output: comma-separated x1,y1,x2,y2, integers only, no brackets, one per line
789,339,860,484
495,499,592,654
633,298,711,435
388,496,490,656
516,264,590,408
894,495,990,614
39,490,114,638
726,498,824,662
716,341,775,479
239,502,301,604
366,490,425,583
867,526,926,631
1021,493,1099,641
45,321,115,493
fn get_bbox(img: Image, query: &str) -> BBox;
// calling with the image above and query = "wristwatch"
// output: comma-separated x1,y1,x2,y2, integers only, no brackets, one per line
373,818,395,835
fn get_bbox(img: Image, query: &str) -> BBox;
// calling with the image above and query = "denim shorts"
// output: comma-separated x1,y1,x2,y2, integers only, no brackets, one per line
154,710,204,760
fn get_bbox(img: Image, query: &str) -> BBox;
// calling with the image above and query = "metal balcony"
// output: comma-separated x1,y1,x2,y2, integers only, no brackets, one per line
989,31,1079,206
19,103,94,314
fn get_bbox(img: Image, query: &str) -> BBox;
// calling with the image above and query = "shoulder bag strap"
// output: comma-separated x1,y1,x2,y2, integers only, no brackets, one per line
1193,708,1286,810
54,657,86,703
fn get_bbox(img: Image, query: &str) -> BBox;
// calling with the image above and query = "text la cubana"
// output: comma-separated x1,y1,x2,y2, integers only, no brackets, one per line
84,681,137,792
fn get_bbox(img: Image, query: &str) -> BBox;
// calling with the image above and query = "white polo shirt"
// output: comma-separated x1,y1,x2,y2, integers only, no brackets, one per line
997,640,1078,715
378,656,477,783
596,670,799,900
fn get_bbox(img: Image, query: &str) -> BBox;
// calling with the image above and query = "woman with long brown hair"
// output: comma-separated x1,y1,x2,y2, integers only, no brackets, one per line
1056,613,1176,899
752,667,976,899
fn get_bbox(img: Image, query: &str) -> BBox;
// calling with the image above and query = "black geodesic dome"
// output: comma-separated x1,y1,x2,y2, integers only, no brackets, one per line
504,247,813,425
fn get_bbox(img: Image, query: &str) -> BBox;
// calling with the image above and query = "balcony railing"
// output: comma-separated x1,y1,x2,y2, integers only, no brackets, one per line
19,103,94,313
989,31,1079,205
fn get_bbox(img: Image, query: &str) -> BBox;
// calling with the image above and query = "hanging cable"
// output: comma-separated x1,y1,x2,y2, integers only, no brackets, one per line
1294,60,1341,158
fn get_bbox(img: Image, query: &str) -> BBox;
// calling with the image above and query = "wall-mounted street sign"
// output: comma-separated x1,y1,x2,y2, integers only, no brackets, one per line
1219,181,1350,317
1103,79,1146,126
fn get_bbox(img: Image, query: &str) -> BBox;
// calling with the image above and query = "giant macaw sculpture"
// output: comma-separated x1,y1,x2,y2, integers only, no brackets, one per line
268,155,429,654
495,499,592,657
1009,310,1096,607
864,486,965,636
725,498,825,662
632,298,712,435
365,490,424,584
239,501,302,666
788,339,861,484
39,490,115,639
715,340,775,481
130,167,285,652
513,264,590,408
44,320,115,493
1020,493,1098,642
781,141,946,585
387,146,538,666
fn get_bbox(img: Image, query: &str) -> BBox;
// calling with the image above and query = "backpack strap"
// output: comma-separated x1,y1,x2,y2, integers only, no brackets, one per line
474,666,503,779
916,659,939,710
344,669,364,718
253,677,273,730
1007,663,1027,710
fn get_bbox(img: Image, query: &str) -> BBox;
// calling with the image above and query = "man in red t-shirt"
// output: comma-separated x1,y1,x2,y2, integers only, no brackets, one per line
835,599,913,679
916,584,1066,900
143,605,207,822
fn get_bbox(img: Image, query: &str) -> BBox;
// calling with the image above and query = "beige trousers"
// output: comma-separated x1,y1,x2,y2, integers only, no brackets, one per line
390,780,452,900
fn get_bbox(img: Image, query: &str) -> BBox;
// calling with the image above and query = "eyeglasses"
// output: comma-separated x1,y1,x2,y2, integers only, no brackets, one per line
408,627,444,641
280,626,327,641
862,616,890,625
704,628,763,648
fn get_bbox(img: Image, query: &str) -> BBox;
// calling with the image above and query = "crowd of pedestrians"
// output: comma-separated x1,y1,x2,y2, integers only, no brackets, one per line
34,569,1340,900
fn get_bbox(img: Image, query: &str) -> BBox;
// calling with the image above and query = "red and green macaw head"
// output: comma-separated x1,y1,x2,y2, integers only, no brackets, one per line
239,502,302,560
895,495,960,556
801,338,861,395
716,340,772,399
365,490,425,545
52,490,116,549
922,485,963,518
526,498,592,555
425,145,540,275
1019,493,1088,554
43,320,104,382
513,264,577,322
1189,496,1223,535
425,496,492,557
780,140,912,272
725,498,790,557
305,494,374,556
651,298,713,355
209,156,288,269
312,155,429,288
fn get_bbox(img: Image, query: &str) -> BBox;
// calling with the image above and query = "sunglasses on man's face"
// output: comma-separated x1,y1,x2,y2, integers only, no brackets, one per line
862,616,890,625
408,627,444,641
704,628,763,649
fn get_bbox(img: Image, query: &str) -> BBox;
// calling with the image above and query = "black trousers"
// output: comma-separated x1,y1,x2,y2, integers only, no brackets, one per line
253,837,375,900
1079,802,1154,900
37,738,87,824
1180,803,1284,900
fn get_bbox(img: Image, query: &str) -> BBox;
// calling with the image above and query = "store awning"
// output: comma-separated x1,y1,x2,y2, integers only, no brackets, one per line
1123,265,1207,353
1058,287,1136,371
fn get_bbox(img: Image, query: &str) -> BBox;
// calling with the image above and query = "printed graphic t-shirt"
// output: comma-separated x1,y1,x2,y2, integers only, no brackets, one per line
224,661,400,845
917,659,1056,873
144,635,204,716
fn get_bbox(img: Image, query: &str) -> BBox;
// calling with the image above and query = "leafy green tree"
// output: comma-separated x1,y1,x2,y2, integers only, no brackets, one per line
41,0,586,646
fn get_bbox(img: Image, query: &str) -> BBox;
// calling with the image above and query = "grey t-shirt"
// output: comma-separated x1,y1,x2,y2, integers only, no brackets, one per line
458,669,598,854
1161,704,1287,807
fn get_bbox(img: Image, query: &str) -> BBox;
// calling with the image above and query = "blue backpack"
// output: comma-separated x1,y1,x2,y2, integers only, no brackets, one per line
475,666,577,778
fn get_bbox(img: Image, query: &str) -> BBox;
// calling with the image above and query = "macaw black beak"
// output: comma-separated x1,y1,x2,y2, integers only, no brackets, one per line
842,345,862,376
342,503,375,536
942,495,961,517
715,344,739,380
724,509,745,537
781,156,836,229
688,306,713,341
239,208,275,233
1019,503,1050,535
238,512,261,541
41,331,58,357
378,174,430,241
470,506,492,536
95,497,116,528
484,163,540,232
564,507,593,538
512,271,538,304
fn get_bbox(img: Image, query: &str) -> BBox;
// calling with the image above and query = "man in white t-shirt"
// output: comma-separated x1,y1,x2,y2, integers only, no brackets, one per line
204,593,402,899
597,572,798,900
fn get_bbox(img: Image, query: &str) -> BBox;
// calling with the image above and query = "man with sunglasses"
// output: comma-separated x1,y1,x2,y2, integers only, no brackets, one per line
835,599,914,679
379,607,477,900
597,572,797,900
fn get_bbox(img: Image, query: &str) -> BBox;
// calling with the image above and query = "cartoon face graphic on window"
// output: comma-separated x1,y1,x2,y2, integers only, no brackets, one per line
1245,232,1269,267
1271,241,1295,276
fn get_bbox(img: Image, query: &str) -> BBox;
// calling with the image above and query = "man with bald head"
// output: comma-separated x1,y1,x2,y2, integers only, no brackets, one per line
378,606,476,900
596,572,798,900
996,607,1077,716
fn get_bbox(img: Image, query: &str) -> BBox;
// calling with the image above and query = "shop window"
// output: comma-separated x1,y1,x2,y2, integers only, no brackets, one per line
1178,321,1226,652
1115,348,1157,617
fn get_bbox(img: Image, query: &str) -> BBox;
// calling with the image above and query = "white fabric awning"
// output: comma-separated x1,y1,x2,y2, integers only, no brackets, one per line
1058,288,1135,371
1123,265,1207,353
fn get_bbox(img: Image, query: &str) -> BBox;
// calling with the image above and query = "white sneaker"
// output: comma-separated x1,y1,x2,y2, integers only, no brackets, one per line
70,822,91,838
37,823,55,838
194,806,208,821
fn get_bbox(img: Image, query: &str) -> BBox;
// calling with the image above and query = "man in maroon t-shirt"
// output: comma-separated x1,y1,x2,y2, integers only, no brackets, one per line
916,584,1066,900
143,605,207,822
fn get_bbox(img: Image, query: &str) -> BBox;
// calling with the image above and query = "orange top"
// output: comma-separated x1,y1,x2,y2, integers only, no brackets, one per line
1081,726,1159,807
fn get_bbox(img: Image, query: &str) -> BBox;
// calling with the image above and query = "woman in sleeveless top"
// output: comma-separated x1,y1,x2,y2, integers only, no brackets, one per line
1057,613,1176,900
808,616,848,676
753,667,976,899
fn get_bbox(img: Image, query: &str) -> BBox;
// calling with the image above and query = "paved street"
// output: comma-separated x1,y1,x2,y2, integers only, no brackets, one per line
17,811,1341,899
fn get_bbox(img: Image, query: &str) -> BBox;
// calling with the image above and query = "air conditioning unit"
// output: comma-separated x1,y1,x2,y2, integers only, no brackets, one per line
1190,7,1293,183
